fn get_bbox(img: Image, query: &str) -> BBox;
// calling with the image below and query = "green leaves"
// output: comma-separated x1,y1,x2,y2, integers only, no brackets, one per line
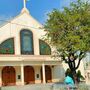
44,0,90,54
44,0,90,71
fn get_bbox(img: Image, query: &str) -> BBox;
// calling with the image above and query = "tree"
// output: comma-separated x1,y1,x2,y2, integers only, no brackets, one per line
44,0,90,76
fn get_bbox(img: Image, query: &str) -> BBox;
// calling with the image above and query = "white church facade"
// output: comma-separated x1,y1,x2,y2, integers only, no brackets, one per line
0,6,65,86
0,1,86,86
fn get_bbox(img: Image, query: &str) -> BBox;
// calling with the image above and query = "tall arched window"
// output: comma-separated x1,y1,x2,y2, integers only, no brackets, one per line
20,29,34,55
0,38,14,54
39,40,51,55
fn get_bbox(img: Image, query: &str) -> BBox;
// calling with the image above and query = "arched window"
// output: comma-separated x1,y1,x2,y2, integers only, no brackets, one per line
39,40,51,55
0,38,14,54
20,29,34,55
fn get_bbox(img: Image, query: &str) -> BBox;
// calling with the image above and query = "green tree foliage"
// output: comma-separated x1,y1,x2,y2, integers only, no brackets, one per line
44,0,90,74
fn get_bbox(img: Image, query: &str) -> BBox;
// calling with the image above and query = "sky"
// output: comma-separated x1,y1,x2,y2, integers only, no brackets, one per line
0,0,81,24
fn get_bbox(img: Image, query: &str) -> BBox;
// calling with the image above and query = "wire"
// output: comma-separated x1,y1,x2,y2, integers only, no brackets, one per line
0,19,44,30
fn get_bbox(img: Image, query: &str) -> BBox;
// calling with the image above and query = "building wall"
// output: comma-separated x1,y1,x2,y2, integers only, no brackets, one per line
0,11,86,85
52,65,65,82
0,65,65,85
0,13,45,55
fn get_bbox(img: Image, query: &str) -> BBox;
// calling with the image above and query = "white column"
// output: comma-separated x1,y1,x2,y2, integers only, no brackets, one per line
42,63,46,84
0,68,2,86
21,64,24,85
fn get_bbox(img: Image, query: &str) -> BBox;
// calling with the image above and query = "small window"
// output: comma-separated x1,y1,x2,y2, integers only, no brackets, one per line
36,74,39,78
39,40,51,55
0,38,14,54
18,75,21,79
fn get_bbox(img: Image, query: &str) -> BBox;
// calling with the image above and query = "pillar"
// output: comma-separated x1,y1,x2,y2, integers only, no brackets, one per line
42,63,46,84
21,64,24,85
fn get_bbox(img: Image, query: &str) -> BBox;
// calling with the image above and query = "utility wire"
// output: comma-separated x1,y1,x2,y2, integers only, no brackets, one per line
0,19,43,30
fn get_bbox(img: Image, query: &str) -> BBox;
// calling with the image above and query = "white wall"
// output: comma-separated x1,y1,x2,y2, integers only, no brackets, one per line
52,65,65,82
0,13,45,55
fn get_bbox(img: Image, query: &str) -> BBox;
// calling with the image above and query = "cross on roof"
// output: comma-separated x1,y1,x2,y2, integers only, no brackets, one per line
23,0,27,8
21,0,29,14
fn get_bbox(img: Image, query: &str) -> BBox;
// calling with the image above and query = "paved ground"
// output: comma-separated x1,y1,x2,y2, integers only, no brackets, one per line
1,83,53,90
1,82,90,90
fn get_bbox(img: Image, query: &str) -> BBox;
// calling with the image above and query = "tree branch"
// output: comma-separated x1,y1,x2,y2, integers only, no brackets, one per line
75,52,86,69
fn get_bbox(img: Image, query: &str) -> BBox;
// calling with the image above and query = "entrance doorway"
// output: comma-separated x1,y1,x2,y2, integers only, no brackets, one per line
24,66,35,84
2,66,16,86
41,65,52,83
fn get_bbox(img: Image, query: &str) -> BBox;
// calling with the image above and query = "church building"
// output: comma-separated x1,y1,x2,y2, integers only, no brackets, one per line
0,1,64,86
0,0,86,86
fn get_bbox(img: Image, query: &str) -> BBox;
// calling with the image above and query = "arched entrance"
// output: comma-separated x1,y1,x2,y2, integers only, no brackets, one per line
41,65,52,83
24,66,35,84
2,66,16,86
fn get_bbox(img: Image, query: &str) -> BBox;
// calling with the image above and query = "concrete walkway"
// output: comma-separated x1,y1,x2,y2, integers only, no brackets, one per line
1,83,90,90
1,83,53,90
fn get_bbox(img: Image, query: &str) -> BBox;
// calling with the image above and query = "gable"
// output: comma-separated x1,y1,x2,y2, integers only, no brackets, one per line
0,12,45,43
